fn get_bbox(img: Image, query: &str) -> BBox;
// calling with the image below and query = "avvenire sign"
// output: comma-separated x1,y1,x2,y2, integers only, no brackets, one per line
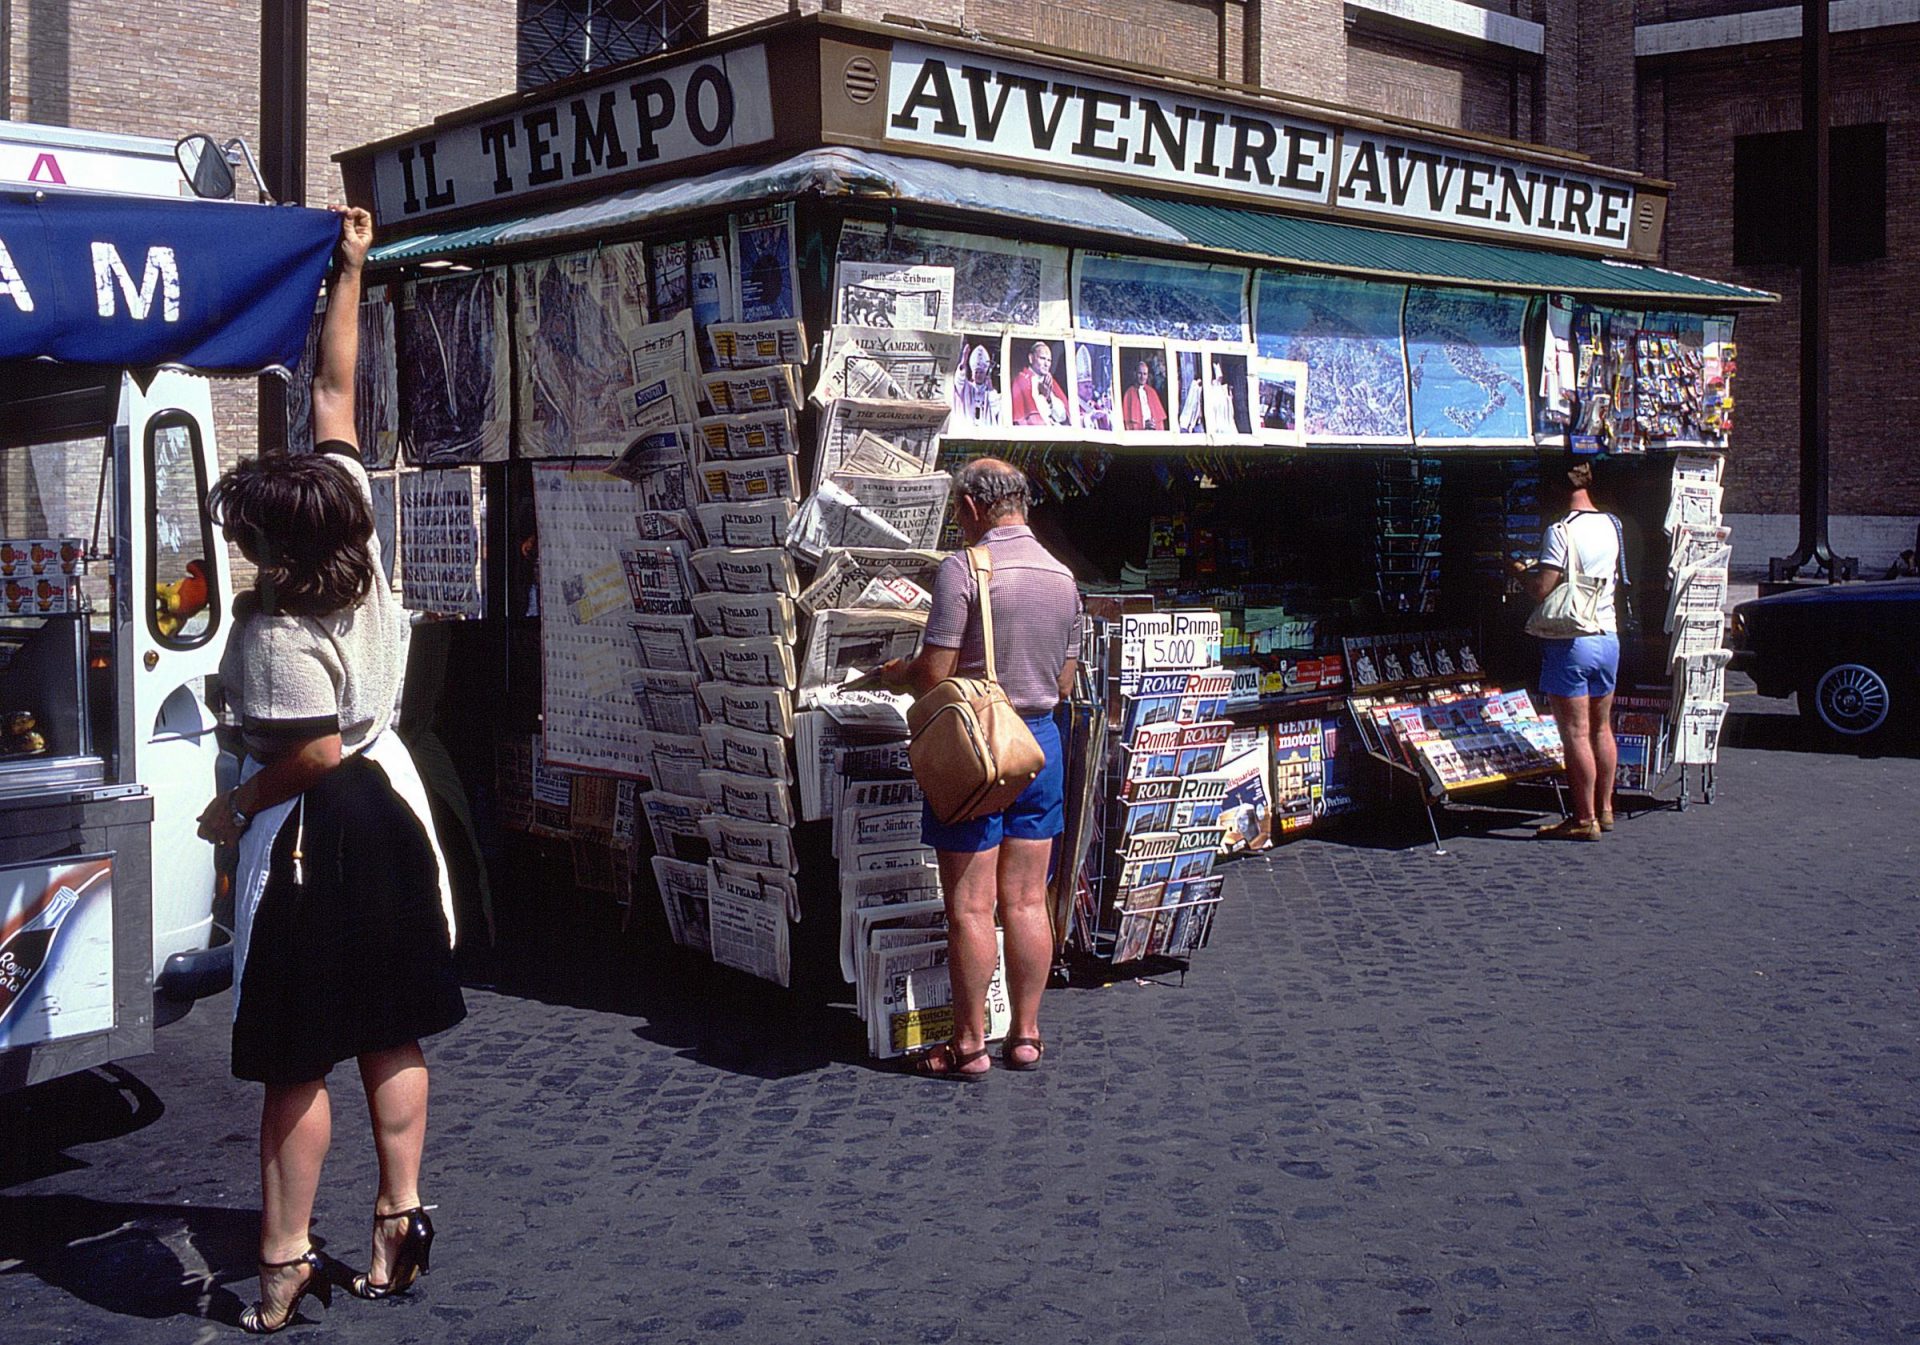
882,42,1648,255
361,45,773,224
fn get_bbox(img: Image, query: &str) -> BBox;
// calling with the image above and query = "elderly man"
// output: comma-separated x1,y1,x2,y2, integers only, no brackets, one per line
882,458,1082,1078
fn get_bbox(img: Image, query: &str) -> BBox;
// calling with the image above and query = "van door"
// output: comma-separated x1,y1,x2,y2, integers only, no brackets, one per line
116,371,231,977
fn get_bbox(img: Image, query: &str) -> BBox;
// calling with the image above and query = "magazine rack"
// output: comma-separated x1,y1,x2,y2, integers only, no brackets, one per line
1343,631,1566,855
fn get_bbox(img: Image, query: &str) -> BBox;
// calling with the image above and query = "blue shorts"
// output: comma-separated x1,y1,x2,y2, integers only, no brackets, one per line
920,711,1065,853
1540,633,1620,699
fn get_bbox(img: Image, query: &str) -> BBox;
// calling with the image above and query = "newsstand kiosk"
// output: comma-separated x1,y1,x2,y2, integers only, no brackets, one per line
332,14,1768,1027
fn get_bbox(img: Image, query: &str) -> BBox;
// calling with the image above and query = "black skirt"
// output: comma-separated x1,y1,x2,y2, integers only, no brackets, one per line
233,754,467,1084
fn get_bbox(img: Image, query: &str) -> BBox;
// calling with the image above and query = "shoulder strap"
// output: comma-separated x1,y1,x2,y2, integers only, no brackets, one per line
1549,518,1584,582
968,546,999,684
1607,512,1631,586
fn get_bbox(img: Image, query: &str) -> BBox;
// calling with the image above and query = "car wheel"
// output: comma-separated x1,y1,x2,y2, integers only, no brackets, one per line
1805,661,1895,740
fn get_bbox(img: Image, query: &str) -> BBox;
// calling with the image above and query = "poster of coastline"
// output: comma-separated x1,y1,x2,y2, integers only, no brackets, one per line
1403,286,1531,445
514,244,654,459
836,220,1069,329
1073,253,1250,343
285,292,399,466
1254,272,1409,443
400,269,512,464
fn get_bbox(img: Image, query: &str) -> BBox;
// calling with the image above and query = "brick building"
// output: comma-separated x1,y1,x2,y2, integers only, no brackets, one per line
7,0,1913,568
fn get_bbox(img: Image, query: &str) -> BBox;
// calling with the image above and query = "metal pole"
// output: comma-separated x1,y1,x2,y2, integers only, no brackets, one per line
257,0,308,455
1771,0,1855,581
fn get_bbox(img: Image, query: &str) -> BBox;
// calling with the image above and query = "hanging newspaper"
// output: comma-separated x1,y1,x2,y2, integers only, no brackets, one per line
641,790,710,864
834,262,956,331
1664,562,1729,634
1671,648,1732,709
694,409,800,460
1669,526,1732,578
835,779,924,858
786,481,913,561
826,471,952,550
695,499,795,548
637,508,700,547
868,933,1010,1060
697,683,794,737
604,429,694,511
813,327,966,404
798,609,927,704
812,685,914,734
636,731,708,796
699,770,794,827
702,365,802,415
1673,700,1728,765
706,319,807,369
627,309,699,379
797,547,947,617
398,467,486,619
711,855,800,923
840,432,930,478
698,454,798,504
627,613,700,672
814,399,949,486
691,592,798,642
619,540,695,614
531,465,651,775
652,855,713,954
698,635,797,690
701,814,798,872
707,876,792,987
1670,613,1727,659
618,369,701,437
730,203,799,324
701,725,791,782
1664,480,1724,536
631,669,702,736
690,546,799,597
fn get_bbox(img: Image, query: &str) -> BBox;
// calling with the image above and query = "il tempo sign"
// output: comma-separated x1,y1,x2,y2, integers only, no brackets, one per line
363,45,773,224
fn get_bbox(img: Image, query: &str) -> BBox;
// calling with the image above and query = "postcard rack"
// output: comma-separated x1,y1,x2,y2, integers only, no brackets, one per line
1343,630,1566,854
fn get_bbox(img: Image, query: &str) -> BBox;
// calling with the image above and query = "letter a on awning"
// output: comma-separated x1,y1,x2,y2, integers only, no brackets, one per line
0,192,340,375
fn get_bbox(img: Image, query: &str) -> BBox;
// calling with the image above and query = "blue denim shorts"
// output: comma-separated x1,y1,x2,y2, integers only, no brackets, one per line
1540,633,1620,698
920,711,1065,853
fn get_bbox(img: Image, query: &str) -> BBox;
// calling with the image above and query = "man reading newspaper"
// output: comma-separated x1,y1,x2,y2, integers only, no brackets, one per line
880,459,1082,1078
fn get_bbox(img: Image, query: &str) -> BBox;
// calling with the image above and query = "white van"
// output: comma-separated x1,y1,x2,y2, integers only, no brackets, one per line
0,121,338,1089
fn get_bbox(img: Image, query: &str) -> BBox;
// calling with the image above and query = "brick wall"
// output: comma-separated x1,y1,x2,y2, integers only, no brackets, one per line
1648,33,1920,517
7,0,517,473
1346,32,1518,136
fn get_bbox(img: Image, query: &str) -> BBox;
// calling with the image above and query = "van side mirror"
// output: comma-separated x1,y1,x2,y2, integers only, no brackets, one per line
174,135,236,201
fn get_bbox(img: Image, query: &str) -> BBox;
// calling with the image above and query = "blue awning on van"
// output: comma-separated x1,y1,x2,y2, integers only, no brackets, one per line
367,147,1774,308
0,191,340,375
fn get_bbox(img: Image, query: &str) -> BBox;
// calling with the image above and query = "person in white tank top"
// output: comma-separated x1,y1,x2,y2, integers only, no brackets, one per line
1517,460,1625,841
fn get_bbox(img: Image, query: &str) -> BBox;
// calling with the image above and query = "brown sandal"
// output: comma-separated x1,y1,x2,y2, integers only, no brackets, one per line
1001,1037,1046,1072
910,1041,991,1081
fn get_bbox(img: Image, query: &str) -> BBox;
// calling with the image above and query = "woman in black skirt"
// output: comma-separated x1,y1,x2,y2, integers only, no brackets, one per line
198,207,465,1334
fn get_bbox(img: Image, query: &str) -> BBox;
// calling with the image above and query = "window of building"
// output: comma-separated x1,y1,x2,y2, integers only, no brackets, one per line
1732,123,1888,266
517,0,708,91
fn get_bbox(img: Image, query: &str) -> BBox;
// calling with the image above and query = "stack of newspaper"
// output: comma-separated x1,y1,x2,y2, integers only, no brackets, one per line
1664,452,1731,766
603,308,806,987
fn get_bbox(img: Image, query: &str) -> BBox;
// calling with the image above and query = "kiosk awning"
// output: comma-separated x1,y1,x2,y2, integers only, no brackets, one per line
369,147,1772,307
0,191,341,375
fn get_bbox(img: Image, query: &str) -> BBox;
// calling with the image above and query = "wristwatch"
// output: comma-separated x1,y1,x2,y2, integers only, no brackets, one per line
229,802,252,835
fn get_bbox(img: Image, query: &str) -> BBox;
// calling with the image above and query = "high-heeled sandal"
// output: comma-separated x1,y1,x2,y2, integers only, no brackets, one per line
348,1206,435,1299
239,1247,331,1334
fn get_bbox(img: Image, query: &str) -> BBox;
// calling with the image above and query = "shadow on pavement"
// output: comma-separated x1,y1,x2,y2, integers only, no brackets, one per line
0,1191,262,1327
1723,703,1920,759
0,1066,165,1190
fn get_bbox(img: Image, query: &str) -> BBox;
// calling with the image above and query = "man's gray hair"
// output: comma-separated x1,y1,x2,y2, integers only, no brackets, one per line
953,458,1032,519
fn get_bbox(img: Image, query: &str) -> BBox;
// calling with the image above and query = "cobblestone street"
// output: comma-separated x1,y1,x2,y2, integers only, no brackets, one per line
4,711,1916,1343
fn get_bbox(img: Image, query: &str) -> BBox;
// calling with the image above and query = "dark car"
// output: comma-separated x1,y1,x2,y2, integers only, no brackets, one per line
1730,578,1920,742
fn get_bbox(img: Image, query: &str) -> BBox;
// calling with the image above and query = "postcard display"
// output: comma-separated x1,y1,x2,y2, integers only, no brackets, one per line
1664,452,1732,799
1343,630,1567,851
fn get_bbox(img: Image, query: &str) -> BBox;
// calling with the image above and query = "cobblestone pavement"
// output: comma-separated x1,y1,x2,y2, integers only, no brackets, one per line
3,710,1916,1344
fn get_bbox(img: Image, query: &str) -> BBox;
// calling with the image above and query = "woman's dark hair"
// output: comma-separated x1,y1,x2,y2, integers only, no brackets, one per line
209,454,375,617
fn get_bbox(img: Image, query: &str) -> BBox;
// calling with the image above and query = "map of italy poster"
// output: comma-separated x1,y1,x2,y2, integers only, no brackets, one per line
1403,287,1532,445
1254,272,1409,443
